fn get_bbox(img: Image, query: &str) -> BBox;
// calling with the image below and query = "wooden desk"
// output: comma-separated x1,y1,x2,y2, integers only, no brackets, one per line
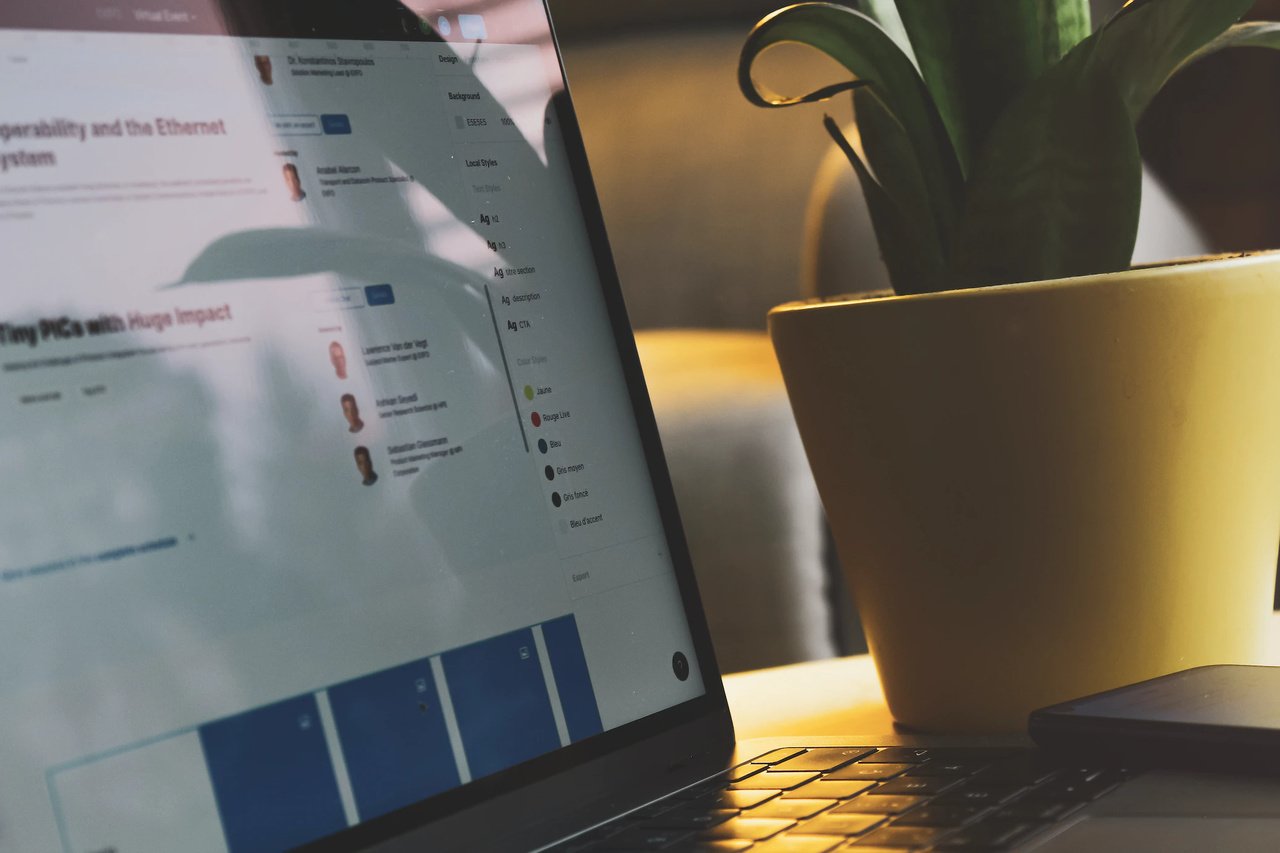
724,614,1280,740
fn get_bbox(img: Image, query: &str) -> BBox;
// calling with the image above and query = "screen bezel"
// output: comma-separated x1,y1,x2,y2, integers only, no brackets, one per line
0,0,736,847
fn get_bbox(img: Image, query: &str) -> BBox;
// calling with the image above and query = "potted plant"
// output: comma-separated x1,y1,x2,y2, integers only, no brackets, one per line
739,0,1280,732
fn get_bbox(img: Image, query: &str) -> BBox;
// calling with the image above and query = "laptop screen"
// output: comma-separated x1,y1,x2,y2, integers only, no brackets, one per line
0,2,708,850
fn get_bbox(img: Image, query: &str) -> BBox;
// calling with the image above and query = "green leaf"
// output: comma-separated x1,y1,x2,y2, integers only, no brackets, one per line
1042,0,1093,52
1102,0,1160,24
849,0,919,69
854,86,948,267
823,116,945,295
1087,0,1254,121
893,0,1092,173
739,2,963,242
948,61,1141,289
1178,21,1280,73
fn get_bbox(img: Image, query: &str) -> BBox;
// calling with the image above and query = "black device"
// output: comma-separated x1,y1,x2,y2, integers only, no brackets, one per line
1029,665,1280,773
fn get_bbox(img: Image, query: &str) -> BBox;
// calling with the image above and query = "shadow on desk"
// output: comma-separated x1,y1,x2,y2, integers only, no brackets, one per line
724,614,1280,740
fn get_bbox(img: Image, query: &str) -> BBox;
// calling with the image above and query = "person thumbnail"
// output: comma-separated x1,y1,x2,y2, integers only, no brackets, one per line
341,393,365,434
254,55,273,85
329,341,348,380
354,446,378,487
283,162,306,202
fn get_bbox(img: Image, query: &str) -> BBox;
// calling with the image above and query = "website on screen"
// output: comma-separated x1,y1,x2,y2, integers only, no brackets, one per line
0,9,702,851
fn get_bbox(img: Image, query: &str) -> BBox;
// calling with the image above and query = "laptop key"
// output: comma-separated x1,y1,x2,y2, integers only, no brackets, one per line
700,817,796,841
783,780,877,800
630,799,683,819
904,762,987,778
599,827,694,849
726,764,767,783
825,762,913,781
1023,770,1121,802
750,835,845,853
934,785,1025,807
934,820,1039,850
685,841,754,852
872,776,961,796
646,808,738,830
555,827,628,852
733,771,820,790
749,798,837,820
751,747,810,765
859,748,933,764
832,794,928,815
988,798,1084,823
770,747,876,772
889,804,990,827
676,780,729,800
972,756,1060,786
926,748,1025,763
713,789,779,809
797,813,886,836
852,825,955,848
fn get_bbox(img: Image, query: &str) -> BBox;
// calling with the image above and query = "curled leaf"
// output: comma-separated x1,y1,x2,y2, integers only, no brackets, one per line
739,3,963,236
1088,0,1254,121
1178,21,1280,74
743,77,869,108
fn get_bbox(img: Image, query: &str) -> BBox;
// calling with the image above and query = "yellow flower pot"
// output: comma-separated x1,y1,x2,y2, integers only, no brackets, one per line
769,253,1280,732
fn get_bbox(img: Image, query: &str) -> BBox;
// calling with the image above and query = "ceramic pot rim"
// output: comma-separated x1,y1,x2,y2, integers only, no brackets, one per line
771,250,1280,317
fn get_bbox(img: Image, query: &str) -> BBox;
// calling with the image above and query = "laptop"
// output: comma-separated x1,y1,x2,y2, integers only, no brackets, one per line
2,1,1278,851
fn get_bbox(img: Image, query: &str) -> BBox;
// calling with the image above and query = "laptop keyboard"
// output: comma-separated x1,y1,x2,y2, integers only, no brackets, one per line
550,746,1130,852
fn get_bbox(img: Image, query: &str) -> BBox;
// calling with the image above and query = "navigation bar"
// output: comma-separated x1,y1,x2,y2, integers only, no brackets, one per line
1,1,533,44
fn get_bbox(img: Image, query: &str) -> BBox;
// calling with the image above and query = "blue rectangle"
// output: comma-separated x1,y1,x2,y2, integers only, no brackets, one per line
199,694,346,853
365,284,395,306
542,615,603,742
441,628,561,779
321,113,352,135
328,659,460,820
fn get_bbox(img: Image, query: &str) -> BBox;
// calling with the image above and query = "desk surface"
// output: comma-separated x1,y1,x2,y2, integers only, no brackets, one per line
723,613,1280,740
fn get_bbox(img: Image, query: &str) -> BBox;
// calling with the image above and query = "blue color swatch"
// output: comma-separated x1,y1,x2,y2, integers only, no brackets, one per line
321,113,353,134
199,694,346,853
441,627,561,779
365,284,396,306
328,659,460,820
541,615,603,742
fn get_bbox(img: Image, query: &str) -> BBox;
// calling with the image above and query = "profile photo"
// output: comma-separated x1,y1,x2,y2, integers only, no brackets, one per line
354,446,378,487
329,341,347,380
253,55,273,85
341,393,364,434
283,162,306,202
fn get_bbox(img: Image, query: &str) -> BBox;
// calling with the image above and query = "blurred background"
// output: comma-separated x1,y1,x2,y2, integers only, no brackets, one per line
543,0,1280,672
1140,0,1280,256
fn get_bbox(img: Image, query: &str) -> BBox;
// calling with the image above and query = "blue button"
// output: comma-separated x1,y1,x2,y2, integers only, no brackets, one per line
321,114,352,135
365,284,395,306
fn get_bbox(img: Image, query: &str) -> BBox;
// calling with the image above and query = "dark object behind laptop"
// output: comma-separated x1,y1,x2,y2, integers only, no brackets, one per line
1029,665,1280,775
